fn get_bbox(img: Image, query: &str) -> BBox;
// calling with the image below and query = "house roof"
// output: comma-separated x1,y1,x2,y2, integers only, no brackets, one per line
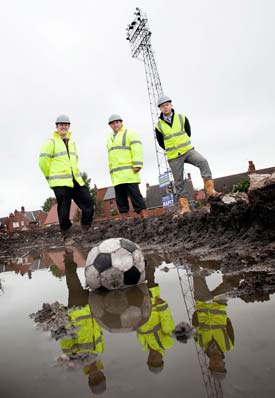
45,202,79,225
24,210,41,223
0,217,7,225
43,248,86,272
96,187,108,201
103,186,116,201
214,166,275,193
145,185,171,208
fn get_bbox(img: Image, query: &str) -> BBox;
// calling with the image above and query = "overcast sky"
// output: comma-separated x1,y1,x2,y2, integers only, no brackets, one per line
0,0,274,217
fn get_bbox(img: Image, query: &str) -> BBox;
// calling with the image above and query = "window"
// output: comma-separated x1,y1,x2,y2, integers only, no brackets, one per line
13,222,20,228
21,221,24,226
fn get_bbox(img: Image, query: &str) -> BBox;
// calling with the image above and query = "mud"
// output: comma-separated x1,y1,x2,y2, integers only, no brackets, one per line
1,181,275,296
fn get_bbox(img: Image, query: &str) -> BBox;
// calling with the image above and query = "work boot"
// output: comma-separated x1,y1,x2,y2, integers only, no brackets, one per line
178,197,191,215
61,229,75,246
204,179,220,198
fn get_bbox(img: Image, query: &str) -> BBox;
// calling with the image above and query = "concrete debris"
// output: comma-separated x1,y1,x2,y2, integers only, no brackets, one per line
221,192,249,205
248,172,275,191
30,302,78,339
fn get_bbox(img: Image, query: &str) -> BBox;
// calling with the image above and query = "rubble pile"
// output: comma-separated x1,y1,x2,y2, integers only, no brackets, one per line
30,302,98,368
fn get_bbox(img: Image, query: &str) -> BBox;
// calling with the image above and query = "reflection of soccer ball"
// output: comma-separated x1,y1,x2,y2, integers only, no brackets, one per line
89,284,152,332
85,238,145,290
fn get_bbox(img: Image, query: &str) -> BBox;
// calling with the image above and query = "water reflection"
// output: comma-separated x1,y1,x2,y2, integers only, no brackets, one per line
2,247,275,397
59,248,106,394
0,247,86,279
193,274,235,380
137,262,176,374
89,284,152,333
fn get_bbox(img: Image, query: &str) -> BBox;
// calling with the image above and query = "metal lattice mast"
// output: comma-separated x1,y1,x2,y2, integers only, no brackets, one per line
126,7,170,179
176,263,224,398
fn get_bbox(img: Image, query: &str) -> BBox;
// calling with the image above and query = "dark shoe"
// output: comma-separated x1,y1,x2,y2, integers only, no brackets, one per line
61,228,74,246
64,237,75,246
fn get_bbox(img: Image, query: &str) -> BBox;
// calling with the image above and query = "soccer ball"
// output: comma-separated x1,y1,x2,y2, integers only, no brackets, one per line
88,284,152,333
85,238,145,290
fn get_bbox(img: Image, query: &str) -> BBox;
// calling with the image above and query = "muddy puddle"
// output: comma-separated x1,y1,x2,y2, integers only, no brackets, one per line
0,246,275,398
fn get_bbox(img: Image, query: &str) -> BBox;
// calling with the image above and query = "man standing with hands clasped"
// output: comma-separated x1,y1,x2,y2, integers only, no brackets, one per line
39,115,94,245
107,114,147,218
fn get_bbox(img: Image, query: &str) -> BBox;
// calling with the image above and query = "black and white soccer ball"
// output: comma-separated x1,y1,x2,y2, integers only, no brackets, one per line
85,238,145,290
88,284,152,333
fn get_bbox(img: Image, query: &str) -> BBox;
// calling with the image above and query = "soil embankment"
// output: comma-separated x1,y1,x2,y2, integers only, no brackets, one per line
1,176,275,298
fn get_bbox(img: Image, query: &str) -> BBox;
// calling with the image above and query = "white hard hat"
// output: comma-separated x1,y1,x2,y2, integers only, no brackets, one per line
157,95,172,107
55,115,70,124
108,114,123,124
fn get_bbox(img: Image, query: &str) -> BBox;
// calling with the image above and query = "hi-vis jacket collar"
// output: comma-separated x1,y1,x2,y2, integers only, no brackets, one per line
53,131,72,139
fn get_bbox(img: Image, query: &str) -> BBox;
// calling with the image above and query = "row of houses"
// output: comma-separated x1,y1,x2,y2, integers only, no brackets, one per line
1,161,273,232
0,247,86,278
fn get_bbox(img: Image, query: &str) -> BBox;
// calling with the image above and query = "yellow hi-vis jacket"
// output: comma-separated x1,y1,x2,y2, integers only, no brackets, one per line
194,301,234,353
60,304,104,356
155,114,193,160
137,286,176,356
39,132,84,188
107,127,143,187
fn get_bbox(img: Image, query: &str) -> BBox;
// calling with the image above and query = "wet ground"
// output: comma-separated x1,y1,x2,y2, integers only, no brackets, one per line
1,245,275,398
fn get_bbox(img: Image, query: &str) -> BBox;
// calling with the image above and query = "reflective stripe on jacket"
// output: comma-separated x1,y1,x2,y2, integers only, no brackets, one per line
107,127,143,186
60,304,104,355
137,286,175,356
155,114,193,160
39,132,84,188
195,300,234,353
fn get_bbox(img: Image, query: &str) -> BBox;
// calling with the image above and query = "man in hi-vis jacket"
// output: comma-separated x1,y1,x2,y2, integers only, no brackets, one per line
107,114,147,218
39,115,93,244
155,96,219,215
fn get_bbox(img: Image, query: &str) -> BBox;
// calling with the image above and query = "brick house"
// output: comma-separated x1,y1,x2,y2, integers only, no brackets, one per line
45,186,139,224
4,206,47,232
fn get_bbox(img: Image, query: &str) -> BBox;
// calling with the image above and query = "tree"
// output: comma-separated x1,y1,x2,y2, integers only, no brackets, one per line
49,264,64,279
42,197,55,212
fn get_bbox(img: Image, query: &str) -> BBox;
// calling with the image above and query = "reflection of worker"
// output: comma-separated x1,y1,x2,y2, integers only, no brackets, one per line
137,263,178,373
192,275,235,380
137,284,176,373
63,248,89,308
60,249,106,394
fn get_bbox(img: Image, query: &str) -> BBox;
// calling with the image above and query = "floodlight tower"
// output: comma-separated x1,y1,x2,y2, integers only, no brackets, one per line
177,263,224,398
126,7,171,183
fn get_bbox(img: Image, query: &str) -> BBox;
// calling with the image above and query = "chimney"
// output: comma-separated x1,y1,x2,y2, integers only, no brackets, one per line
248,160,256,174
21,206,25,214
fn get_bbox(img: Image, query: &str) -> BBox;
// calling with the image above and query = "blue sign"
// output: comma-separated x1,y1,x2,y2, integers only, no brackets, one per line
159,172,172,188
162,194,174,208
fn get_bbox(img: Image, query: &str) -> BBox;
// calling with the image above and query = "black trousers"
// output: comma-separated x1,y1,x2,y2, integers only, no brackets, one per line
114,183,146,214
53,182,94,232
